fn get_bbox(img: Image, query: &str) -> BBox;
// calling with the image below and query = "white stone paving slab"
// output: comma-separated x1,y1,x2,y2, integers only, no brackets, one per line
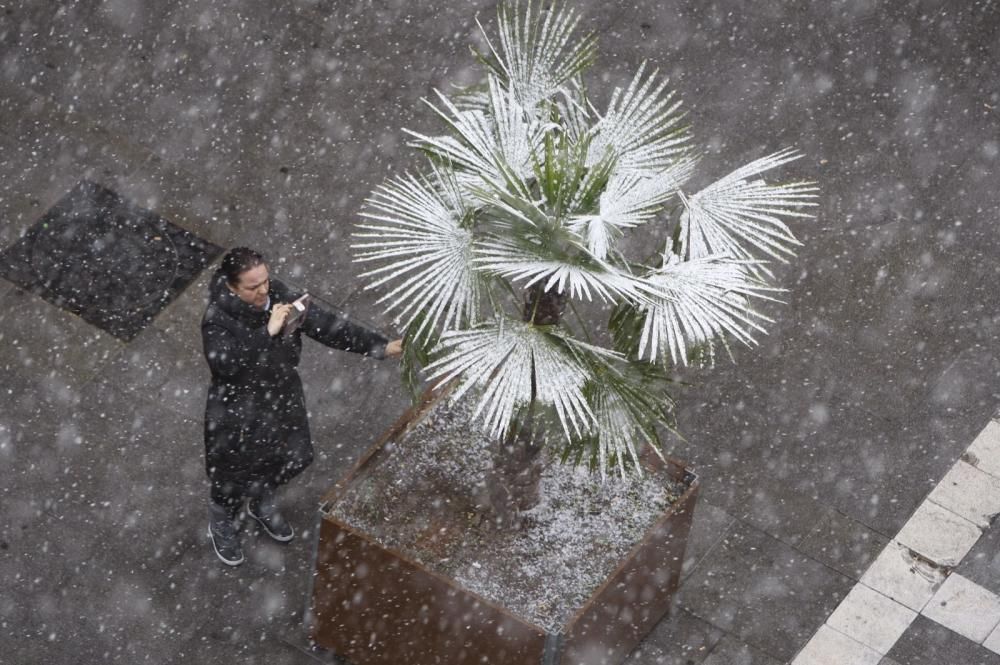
894,500,982,567
860,541,946,612
922,573,1000,643
795,417,1000,663
984,621,1000,655
791,624,883,665
926,459,1000,528
826,584,917,654
967,420,1000,480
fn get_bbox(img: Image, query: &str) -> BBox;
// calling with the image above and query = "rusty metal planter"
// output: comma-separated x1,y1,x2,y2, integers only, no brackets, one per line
310,386,699,665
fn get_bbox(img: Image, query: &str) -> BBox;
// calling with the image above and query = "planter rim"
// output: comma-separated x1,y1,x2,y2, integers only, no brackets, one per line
563,458,698,631
321,379,454,507
319,502,550,634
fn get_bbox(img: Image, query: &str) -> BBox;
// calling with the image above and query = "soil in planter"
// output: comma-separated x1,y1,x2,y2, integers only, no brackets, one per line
330,397,689,634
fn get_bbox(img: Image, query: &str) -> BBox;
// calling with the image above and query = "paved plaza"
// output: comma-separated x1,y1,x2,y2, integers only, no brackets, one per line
2,1,1000,663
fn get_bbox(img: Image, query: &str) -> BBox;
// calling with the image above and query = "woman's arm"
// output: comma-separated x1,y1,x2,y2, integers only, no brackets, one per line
301,304,390,358
202,306,294,377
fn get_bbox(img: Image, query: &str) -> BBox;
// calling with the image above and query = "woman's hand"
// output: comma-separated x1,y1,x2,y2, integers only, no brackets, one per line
385,339,404,359
267,303,295,337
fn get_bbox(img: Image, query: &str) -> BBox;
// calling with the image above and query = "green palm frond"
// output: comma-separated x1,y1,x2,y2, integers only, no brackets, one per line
589,63,691,176
475,0,597,111
425,319,595,440
586,373,674,479
554,75,592,143
399,310,440,403
525,126,619,226
567,156,697,259
678,148,818,272
638,254,782,365
563,346,677,479
353,167,482,340
469,132,637,302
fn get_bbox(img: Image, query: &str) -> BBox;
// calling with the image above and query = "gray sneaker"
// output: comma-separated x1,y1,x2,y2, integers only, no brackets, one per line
248,500,294,542
208,504,244,566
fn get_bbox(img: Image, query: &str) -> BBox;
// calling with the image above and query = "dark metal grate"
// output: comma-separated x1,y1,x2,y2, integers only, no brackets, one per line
0,180,223,341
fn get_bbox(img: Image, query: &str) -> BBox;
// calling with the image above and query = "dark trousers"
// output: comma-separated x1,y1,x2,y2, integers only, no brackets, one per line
209,431,314,514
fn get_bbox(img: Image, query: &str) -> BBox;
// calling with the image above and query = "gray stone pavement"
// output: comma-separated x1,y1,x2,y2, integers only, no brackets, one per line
2,0,999,663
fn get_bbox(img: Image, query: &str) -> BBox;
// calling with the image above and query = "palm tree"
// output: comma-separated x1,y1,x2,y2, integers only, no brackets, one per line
352,0,817,525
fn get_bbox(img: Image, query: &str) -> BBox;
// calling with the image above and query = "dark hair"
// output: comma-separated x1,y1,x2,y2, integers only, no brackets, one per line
221,247,266,285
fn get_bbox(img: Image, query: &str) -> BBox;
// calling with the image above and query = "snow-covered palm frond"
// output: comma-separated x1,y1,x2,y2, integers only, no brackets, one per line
566,214,616,263
353,168,481,340
406,96,493,176
474,233,644,302
405,79,545,186
425,319,594,440
679,148,818,271
489,78,546,182
448,82,491,113
638,254,781,365
477,0,597,111
589,63,691,176
566,156,697,258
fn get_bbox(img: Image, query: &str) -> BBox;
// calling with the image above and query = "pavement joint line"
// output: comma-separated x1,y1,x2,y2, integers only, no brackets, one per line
791,418,1000,664
679,501,738,583
23,85,254,245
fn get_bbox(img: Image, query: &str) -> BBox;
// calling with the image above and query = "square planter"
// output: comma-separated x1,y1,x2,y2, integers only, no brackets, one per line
309,386,699,665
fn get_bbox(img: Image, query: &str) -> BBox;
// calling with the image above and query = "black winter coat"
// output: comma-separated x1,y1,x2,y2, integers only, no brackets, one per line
201,270,388,483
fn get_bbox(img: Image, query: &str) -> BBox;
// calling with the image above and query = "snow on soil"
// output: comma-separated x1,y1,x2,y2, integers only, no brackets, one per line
332,396,688,633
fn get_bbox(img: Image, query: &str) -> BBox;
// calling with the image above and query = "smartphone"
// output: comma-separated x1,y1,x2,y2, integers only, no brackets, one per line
282,293,311,336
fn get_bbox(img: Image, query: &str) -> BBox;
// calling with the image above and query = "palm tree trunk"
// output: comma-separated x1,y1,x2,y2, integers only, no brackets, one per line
485,284,568,528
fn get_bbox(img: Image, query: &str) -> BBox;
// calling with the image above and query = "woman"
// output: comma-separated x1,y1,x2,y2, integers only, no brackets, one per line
201,247,401,566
